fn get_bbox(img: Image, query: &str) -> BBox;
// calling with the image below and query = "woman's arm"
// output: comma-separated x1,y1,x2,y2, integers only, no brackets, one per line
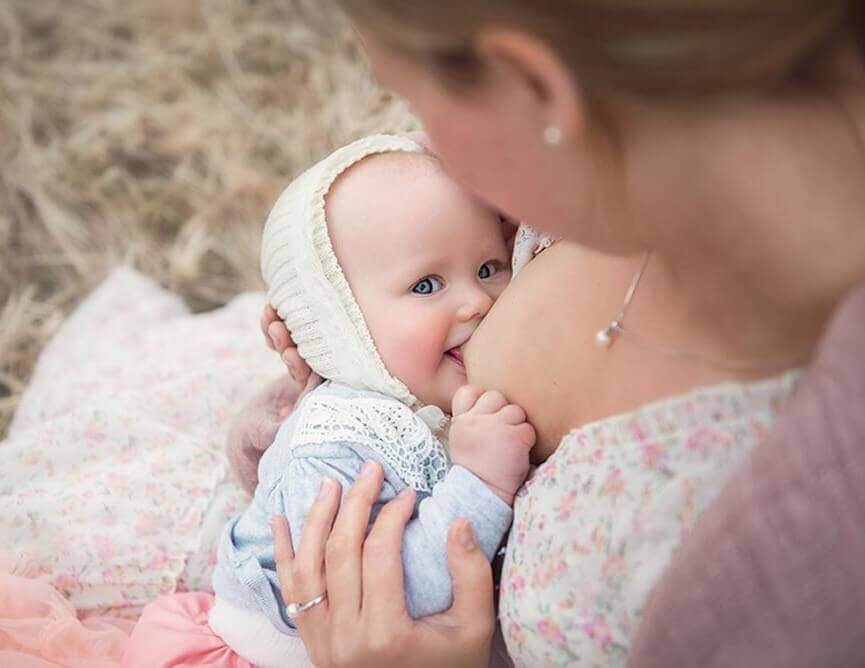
629,280,865,668
271,460,496,668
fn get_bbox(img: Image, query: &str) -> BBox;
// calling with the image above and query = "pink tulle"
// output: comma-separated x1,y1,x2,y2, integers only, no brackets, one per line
0,568,133,668
0,565,253,668
124,593,253,668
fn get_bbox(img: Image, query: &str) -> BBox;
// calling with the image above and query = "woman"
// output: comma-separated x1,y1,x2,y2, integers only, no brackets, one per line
245,1,865,665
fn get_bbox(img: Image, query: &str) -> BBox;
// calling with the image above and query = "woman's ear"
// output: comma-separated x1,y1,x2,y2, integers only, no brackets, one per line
474,27,584,144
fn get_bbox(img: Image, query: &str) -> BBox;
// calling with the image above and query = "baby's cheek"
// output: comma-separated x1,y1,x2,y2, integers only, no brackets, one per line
383,311,451,390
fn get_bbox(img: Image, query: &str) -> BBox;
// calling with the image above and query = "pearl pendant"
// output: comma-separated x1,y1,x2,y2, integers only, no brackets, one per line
595,327,612,347
595,321,619,348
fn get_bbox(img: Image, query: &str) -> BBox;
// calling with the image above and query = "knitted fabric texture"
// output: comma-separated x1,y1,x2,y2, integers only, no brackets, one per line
261,134,425,406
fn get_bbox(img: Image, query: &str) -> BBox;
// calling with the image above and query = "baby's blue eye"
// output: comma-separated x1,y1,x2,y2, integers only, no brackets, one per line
412,276,444,295
478,262,499,280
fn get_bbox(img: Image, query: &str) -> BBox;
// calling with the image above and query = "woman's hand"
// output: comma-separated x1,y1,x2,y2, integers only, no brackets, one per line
270,461,495,668
261,303,320,389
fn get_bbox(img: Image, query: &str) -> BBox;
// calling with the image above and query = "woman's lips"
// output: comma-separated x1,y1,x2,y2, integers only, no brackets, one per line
445,346,464,368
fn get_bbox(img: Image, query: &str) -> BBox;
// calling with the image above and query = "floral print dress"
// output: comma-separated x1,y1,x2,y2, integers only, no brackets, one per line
499,372,800,667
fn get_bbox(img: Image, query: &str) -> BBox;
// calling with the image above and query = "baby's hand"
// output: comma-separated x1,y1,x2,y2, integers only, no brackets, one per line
448,385,535,506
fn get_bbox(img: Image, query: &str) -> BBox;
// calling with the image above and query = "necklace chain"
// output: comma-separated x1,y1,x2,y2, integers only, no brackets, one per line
594,252,809,373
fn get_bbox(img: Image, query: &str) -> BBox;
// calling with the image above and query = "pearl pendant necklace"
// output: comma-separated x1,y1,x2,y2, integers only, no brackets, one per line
594,320,621,347
594,252,809,373
595,253,650,349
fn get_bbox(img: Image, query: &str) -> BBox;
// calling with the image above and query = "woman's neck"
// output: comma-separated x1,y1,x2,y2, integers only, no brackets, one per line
617,82,865,372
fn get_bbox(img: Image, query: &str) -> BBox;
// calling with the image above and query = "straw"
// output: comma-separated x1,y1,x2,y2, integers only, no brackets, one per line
0,0,418,436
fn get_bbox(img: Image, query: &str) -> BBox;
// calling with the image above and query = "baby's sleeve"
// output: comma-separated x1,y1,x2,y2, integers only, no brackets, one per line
279,448,513,619
403,464,513,617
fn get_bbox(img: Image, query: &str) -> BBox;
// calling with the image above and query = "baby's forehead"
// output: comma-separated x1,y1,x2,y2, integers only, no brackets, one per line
325,149,506,268
325,149,502,229
329,150,440,195
325,152,444,239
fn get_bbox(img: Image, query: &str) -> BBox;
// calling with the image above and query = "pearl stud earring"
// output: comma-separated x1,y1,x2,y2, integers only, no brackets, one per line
543,125,562,145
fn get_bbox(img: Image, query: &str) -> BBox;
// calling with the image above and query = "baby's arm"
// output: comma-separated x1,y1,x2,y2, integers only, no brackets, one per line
279,447,513,620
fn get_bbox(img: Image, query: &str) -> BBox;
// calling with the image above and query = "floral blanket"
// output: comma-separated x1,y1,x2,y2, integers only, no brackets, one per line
0,268,281,618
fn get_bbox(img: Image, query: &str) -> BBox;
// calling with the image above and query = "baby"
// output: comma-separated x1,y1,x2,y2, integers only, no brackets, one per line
210,135,536,667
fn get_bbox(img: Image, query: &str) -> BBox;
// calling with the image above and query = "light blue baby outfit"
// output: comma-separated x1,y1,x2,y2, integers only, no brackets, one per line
212,380,513,634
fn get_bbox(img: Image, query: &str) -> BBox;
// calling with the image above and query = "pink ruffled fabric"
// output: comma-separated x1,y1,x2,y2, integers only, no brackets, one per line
0,568,133,668
124,593,252,668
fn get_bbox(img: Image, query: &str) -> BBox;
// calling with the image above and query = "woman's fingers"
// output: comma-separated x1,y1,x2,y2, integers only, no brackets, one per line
362,487,417,622
271,513,331,668
325,461,386,624
262,304,278,350
261,304,314,383
291,477,341,620
300,372,324,399
280,347,303,382
268,320,292,355
281,342,315,386
442,519,495,645
277,369,322,418
271,514,295,595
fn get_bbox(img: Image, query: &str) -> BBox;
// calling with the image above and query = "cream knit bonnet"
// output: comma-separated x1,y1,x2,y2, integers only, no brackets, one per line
261,134,426,408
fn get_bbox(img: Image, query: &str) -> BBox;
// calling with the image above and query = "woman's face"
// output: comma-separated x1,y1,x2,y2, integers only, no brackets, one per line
359,31,628,252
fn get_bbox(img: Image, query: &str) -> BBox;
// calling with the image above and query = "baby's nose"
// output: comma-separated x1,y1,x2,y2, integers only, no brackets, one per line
457,288,494,322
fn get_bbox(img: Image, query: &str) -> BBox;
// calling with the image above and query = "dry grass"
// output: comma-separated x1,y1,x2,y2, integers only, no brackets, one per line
0,0,417,437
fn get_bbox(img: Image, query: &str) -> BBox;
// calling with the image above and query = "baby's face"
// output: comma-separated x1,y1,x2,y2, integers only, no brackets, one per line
327,152,511,412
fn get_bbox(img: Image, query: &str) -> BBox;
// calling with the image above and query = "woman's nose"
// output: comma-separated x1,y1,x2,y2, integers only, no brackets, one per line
456,287,494,322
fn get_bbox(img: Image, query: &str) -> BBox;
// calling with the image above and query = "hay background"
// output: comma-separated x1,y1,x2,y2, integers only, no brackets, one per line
0,0,417,437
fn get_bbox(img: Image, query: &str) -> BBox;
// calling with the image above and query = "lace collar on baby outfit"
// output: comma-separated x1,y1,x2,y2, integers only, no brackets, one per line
293,385,450,493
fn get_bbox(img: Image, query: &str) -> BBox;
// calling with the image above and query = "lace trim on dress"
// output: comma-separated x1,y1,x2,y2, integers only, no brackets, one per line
512,223,557,276
293,394,450,494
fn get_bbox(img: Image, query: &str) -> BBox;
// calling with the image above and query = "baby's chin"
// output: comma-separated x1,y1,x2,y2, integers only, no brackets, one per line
411,389,452,414
413,377,464,415
444,360,470,395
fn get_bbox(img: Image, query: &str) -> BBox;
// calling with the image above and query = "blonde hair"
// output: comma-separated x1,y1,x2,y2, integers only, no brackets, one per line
336,0,861,95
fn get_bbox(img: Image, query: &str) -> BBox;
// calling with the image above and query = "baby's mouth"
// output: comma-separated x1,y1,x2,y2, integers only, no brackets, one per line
445,346,465,368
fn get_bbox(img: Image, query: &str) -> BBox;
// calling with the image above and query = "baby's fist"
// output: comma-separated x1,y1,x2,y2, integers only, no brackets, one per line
449,385,535,505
